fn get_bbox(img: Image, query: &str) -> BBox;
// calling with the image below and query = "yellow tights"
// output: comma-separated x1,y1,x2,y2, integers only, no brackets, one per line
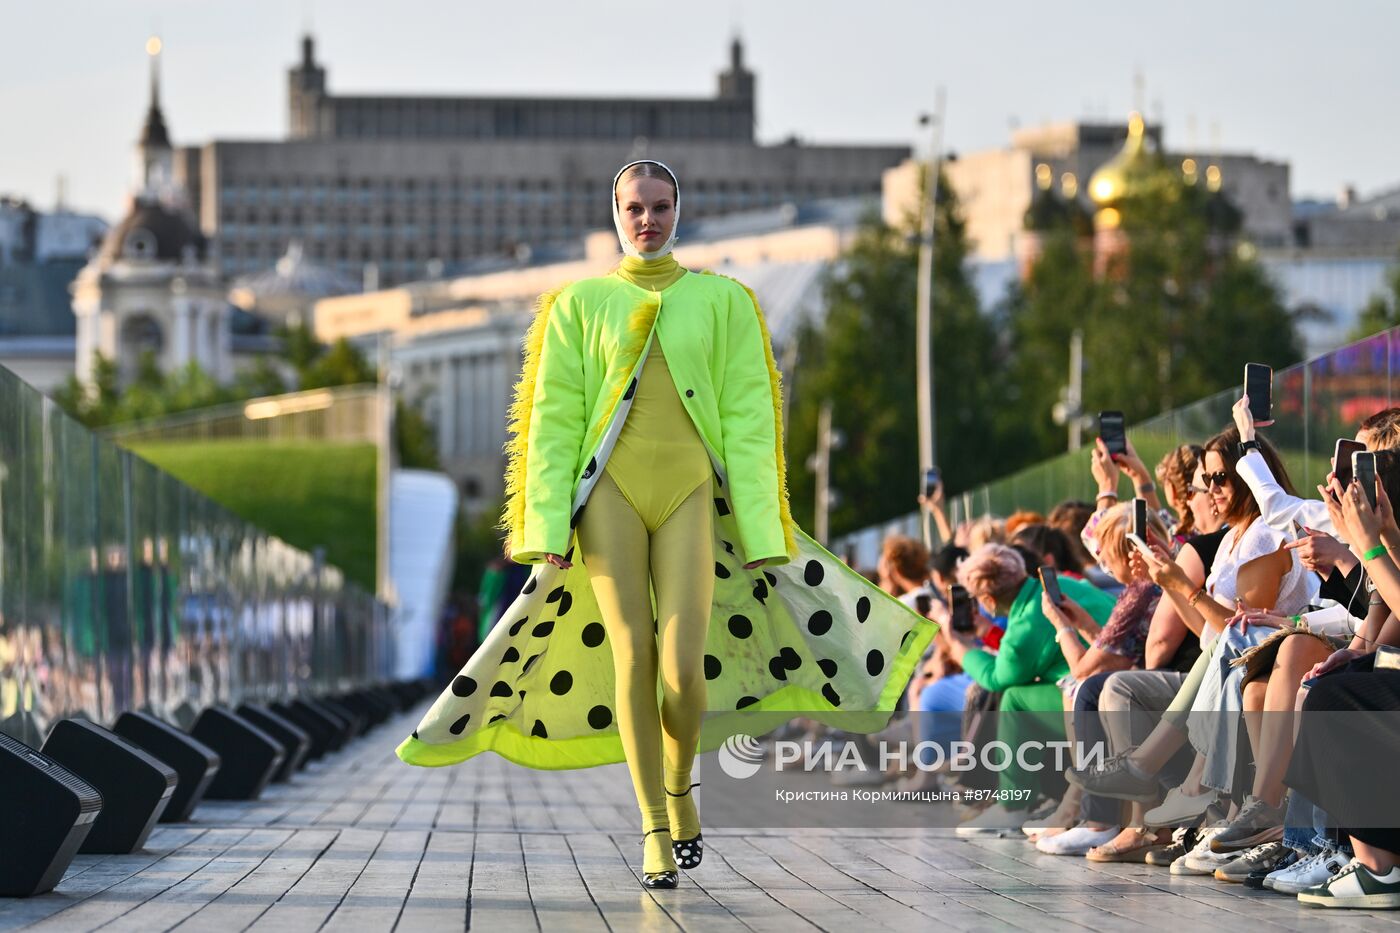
576,468,713,870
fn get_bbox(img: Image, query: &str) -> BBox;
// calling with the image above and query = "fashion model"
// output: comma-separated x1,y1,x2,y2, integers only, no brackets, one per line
399,160,933,888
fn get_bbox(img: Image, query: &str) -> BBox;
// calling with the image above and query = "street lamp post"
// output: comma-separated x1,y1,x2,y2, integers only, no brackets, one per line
916,90,945,548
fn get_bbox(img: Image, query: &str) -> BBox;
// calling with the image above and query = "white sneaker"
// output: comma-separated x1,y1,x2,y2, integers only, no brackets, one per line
955,804,1032,838
1035,824,1120,856
1266,844,1349,894
1144,785,1216,828
1171,822,1234,875
1298,857,1400,909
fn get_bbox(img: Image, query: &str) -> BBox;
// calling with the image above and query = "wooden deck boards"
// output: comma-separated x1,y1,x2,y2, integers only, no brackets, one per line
3,704,1396,932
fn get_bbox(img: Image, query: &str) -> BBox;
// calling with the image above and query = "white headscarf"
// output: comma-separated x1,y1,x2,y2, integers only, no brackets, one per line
611,159,680,262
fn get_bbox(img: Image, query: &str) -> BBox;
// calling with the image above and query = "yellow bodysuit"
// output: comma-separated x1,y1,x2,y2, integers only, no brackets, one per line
574,254,713,874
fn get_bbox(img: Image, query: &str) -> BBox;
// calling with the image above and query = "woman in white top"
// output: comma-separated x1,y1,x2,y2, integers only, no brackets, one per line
1070,429,1318,825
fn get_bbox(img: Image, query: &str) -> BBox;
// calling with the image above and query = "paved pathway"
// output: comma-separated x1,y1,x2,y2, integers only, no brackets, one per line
3,704,1398,932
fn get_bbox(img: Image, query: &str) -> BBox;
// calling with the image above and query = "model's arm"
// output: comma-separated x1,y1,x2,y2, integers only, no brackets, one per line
718,289,789,565
516,293,588,563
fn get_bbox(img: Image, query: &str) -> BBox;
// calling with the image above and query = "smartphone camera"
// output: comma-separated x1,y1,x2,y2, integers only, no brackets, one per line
1099,410,1127,457
922,467,941,498
948,584,976,633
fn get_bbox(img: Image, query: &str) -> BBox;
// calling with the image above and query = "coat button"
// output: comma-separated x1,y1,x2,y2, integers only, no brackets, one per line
685,389,694,397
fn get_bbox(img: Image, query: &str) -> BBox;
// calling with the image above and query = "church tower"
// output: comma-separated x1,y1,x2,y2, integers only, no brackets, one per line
72,38,228,387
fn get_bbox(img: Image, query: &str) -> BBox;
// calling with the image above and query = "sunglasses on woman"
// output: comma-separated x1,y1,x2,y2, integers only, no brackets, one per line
1203,471,1232,489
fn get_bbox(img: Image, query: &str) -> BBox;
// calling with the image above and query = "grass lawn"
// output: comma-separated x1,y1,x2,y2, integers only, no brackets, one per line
128,440,377,591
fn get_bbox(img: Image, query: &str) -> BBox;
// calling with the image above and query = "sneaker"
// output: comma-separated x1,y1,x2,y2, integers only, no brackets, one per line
1214,841,1291,883
1298,858,1400,909
1246,848,1298,889
1066,751,1159,802
1144,785,1216,828
1266,844,1349,894
1035,824,1120,856
1209,794,1286,852
1147,826,1199,867
955,804,1032,838
1174,822,1237,875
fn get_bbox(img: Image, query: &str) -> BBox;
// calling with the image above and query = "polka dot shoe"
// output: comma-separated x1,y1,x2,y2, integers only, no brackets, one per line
641,828,679,889
667,782,703,869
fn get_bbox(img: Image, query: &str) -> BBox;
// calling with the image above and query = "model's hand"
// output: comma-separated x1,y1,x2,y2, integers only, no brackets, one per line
743,558,766,570
543,552,573,569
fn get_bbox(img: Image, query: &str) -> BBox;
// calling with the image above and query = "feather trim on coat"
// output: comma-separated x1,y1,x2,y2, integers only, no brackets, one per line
499,283,572,557
702,270,799,560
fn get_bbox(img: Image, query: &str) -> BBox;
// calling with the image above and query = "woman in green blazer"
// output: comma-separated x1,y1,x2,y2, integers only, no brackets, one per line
401,160,932,888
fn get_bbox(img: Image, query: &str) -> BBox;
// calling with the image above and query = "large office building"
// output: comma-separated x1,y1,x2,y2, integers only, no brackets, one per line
174,36,910,286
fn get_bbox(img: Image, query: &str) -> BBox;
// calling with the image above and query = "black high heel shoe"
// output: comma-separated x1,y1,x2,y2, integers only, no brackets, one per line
640,828,679,889
666,782,703,869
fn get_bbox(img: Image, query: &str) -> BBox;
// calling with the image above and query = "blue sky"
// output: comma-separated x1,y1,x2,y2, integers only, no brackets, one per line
2,0,1396,220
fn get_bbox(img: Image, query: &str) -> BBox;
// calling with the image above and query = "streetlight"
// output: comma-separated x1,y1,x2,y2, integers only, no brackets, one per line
915,91,945,548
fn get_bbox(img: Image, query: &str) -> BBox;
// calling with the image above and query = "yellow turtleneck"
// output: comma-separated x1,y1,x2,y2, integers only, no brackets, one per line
616,254,687,291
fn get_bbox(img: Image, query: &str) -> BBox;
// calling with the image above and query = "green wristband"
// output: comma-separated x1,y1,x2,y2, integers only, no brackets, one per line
1364,544,1387,561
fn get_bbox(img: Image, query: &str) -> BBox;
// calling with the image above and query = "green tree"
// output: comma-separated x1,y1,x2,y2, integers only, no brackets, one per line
1001,227,1100,457
787,171,1002,536
396,398,441,470
297,338,377,389
1007,164,1301,457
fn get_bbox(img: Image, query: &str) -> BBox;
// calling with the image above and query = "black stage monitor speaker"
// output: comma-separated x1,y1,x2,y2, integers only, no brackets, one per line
387,681,419,711
0,732,103,897
41,719,177,854
113,711,221,823
191,707,283,800
302,697,357,743
334,691,385,729
235,704,309,782
269,700,332,760
316,697,367,737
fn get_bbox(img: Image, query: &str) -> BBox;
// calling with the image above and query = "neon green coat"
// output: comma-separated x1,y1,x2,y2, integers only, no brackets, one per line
399,267,934,771
504,270,796,566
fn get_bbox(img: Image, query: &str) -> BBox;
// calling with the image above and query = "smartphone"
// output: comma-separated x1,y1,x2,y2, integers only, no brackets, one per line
1355,450,1378,509
948,584,976,633
1301,676,1318,690
1038,566,1064,606
922,467,941,498
1292,520,1309,542
1244,362,1273,426
1099,410,1127,457
1334,438,1366,488
1133,497,1148,543
914,592,933,617
1126,532,1155,561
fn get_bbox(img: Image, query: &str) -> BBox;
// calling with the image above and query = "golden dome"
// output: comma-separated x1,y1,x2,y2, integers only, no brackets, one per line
1088,113,1153,207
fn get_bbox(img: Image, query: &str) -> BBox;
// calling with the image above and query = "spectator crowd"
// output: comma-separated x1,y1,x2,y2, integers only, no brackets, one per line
842,390,1400,912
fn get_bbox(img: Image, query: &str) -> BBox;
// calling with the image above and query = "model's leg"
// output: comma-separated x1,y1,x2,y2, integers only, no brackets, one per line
576,471,673,874
651,478,714,846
